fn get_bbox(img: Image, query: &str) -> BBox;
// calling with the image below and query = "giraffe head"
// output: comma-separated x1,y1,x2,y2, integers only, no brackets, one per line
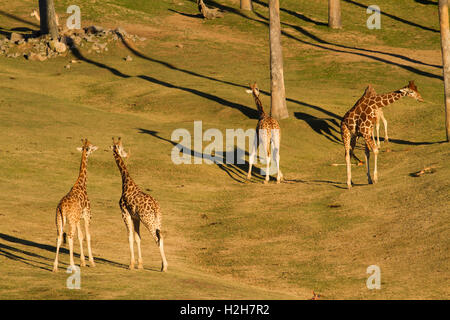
400,81,424,102
246,82,260,97
110,137,129,158
76,138,98,157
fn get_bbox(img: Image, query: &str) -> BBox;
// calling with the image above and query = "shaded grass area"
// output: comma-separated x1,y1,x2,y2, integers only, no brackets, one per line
0,0,448,299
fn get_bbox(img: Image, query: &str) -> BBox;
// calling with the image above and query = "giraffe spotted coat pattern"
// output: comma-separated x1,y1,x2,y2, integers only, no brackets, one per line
53,138,97,272
111,137,168,272
246,82,283,184
340,81,423,189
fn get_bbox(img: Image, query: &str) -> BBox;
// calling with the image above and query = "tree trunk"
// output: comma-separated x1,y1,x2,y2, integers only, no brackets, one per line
240,0,253,11
328,0,342,29
439,0,450,141
38,0,59,39
268,0,288,120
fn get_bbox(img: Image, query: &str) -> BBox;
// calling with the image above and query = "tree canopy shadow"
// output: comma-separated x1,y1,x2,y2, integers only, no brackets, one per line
0,9,40,28
0,232,129,271
250,11,442,79
342,0,439,33
387,138,447,146
414,0,437,4
186,0,442,77
294,111,342,144
168,9,203,19
137,128,274,183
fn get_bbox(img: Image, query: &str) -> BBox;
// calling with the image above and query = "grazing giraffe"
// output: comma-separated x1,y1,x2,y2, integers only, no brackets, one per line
340,81,423,189
246,82,283,184
110,137,168,272
53,139,97,272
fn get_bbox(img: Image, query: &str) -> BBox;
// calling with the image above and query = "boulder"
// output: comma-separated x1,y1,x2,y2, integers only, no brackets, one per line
10,32,24,42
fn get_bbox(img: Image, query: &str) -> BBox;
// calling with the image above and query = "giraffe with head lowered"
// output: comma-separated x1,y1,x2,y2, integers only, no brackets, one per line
340,81,423,189
110,137,168,272
246,82,283,184
53,139,98,272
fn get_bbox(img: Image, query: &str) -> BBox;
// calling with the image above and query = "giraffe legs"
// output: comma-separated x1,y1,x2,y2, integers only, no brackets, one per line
247,131,258,180
142,219,168,272
342,126,353,189
380,111,388,143
133,218,144,269
84,217,95,267
363,135,379,185
77,221,86,267
53,211,64,272
67,224,76,269
123,213,136,270
272,129,282,184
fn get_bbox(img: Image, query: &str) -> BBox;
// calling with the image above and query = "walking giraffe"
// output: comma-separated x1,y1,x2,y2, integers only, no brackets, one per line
246,83,283,184
110,137,168,272
53,139,97,272
340,81,423,189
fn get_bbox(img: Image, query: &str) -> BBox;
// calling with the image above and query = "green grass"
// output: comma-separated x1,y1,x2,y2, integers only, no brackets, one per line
0,0,449,300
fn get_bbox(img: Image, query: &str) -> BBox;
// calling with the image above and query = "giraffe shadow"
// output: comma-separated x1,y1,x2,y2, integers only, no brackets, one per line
136,128,281,183
0,233,129,271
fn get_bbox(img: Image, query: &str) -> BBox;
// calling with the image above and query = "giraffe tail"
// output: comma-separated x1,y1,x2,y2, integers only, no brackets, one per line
156,229,161,246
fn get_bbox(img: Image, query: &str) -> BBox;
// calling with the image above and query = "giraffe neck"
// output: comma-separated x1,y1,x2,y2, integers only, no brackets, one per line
113,151,133,191
252,93,267,118
75,149,88,187
377,90,407,108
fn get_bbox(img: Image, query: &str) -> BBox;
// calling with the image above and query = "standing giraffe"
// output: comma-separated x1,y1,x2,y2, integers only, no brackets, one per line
246,82,283,184
53,139,97,272
110,137,168,272
340,81,423,189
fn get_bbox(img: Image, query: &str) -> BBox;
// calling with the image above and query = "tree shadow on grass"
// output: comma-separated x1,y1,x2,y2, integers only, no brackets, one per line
0,9,39,28
342,0,439,33
294,111,342,144
0,233,129,271
168,9,203,19
388,138,447,146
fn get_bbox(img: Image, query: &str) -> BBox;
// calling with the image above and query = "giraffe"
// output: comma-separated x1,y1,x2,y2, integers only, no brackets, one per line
53,139,98,272
110,137,168,272
246,82,283,184
340,81,423,189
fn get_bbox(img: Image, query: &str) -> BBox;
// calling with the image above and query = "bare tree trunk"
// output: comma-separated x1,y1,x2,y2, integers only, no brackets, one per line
328,0,342,29
439,0,450,141
38,0,59,39
268,0,288,120
240,0,253,11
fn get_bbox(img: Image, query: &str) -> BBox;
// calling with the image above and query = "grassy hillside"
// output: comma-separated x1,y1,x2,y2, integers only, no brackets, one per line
0,0,448,299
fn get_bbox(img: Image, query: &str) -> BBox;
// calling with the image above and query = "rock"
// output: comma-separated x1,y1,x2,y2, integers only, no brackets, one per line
9,32,24,42
49,40,66,53
115,27,127,37
85,25,103,34
72,36,82,46
27,52,47,61
176,43,184,48
64,64,71,69
124,55,132,62
97,42,107,50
